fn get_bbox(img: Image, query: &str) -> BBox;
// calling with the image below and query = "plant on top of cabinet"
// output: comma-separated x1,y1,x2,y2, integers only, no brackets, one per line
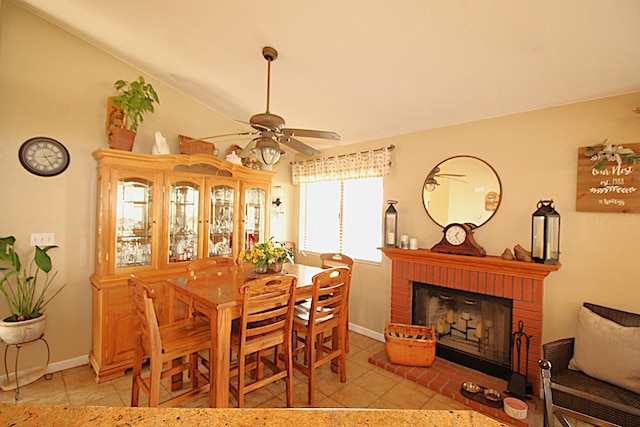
108,76,160,150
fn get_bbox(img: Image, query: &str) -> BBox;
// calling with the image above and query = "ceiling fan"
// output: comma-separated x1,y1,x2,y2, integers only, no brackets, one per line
424,167,466,191
195,46,340,165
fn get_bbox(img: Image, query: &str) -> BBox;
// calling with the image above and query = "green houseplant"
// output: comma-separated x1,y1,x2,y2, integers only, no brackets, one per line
109,75,160,150
0,236,65,344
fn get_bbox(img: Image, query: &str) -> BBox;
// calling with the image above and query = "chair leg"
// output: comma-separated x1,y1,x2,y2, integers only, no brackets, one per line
149,358,163,407
307,333,316,405
284,342,294,407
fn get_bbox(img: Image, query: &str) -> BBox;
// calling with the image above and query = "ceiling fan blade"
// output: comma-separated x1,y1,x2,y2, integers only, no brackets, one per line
436,173,466,177
282,128,340,141
239,138,257,157
187,131,257,143
279,135,321,157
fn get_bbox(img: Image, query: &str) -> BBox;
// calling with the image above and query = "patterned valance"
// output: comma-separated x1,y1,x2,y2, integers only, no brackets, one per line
291,145,393,184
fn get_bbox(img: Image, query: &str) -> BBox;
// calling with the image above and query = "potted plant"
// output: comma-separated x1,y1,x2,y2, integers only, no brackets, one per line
0,236,65,344
109,75,160,151
240,238,293,273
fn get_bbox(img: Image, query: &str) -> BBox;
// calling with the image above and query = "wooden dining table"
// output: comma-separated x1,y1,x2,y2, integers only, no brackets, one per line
166,263,323,408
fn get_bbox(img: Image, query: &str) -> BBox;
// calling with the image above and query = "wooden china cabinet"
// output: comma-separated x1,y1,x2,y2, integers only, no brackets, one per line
89,148,273,382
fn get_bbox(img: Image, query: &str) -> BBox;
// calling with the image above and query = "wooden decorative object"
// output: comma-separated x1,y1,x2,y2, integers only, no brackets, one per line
105,97,126,147
576,141,640,213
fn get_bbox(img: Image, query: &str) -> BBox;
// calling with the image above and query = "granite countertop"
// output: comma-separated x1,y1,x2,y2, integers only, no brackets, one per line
0,404,508,426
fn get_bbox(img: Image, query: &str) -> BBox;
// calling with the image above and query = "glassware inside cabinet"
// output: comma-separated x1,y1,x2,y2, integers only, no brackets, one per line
210,186,234,257
169,182,199,263
244,187,265,250
115,178,152,268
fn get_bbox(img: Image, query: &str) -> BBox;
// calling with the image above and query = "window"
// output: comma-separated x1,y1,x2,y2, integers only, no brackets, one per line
299,177,382,262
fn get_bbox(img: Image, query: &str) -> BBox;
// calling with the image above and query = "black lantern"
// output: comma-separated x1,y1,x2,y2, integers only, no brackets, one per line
531,200,560,264
384,200,398,248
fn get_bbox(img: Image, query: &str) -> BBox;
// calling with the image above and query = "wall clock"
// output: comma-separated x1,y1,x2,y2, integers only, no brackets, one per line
431,222,486,257
18,137,70,177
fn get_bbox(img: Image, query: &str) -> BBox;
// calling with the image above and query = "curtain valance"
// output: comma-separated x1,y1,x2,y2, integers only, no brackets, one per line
291,145,393,184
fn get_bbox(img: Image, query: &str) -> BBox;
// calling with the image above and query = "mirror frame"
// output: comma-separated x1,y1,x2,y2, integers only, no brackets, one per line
422,155,502,229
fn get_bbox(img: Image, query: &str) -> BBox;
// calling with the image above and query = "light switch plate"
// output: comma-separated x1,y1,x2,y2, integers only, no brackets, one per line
30,233,55,246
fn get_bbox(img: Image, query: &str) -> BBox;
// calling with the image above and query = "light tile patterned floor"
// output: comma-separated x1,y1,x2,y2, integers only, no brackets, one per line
2,332,587,426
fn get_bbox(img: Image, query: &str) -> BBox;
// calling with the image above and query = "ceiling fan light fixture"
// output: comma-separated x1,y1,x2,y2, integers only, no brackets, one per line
254,137,281,165
425,177,439,192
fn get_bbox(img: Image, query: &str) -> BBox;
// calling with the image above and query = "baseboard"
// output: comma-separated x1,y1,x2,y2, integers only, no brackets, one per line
45,354,89,374
348,323,384,342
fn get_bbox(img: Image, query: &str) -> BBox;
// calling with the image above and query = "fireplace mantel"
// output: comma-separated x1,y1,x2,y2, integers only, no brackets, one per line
380,247,560,281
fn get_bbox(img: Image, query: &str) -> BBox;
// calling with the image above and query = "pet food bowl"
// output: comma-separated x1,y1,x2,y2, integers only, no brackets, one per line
483,388,502,402
461,381,481,393
503,397,528,419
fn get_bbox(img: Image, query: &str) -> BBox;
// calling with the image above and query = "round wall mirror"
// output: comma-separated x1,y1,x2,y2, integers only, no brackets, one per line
422,156,502,228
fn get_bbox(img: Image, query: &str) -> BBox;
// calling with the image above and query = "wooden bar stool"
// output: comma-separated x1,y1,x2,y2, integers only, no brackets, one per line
229,274,297,408
292,267,351,405
128,275,211,407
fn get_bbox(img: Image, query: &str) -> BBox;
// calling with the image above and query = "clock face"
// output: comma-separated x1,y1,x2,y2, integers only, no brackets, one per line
19,137,70,177
445,224,467,246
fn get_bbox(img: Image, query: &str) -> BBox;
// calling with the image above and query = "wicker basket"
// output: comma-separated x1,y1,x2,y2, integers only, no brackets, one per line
178,134,218,155
385,322,436,367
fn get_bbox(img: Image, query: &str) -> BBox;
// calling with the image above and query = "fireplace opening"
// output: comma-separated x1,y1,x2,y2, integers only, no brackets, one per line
412,282,513,380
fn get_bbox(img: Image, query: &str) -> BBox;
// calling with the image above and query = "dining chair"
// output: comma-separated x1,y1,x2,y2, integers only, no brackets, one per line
186,256,236,279
292,267,351,405
229,274,297,408
319,253,353,352
128,275,211,407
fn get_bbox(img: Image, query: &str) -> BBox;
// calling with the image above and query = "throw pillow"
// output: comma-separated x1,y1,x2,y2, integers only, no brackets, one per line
569,305,640,394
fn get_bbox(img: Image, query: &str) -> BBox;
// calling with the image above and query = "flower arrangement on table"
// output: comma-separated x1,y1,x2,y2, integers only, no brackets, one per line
240,238,294,273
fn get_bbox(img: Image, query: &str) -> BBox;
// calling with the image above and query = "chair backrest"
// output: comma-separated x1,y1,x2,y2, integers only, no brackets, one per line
281,241,296,263
186,256,236,278
239,275,298,345
128,275,162,361
320,253,354,271
584,302,640,327
308,267,351,327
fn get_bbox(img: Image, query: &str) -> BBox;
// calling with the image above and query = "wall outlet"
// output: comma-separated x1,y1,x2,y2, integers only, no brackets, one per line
30,233,55,246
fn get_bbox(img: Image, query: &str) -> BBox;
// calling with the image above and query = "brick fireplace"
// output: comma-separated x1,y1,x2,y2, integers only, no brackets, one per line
380,247,560,396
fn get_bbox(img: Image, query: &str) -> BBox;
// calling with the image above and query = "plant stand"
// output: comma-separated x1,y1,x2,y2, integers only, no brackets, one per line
1,334,51,400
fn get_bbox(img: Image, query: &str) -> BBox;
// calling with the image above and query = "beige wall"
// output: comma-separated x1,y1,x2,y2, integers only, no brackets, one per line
2,1,639,374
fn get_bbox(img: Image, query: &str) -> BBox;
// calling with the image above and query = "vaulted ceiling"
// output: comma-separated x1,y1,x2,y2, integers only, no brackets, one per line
17,0,640,151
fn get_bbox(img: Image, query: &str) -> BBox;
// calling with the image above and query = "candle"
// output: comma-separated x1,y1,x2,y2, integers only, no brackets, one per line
475,322,483,339
409,237,418,250
462,310,471,320
446,309,454,324
436,318,445,334
401,234,409,249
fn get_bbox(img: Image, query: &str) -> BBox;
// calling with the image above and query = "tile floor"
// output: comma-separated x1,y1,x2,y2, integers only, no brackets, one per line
0,332,591,426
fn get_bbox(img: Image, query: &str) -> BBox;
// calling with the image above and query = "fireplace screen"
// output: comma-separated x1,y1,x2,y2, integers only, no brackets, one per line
412,282,512,379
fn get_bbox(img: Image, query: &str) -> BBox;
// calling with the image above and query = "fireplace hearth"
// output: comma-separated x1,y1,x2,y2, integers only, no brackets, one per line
412,282,513,380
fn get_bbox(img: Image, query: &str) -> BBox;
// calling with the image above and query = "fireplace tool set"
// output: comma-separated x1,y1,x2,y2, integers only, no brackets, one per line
506,320,532,399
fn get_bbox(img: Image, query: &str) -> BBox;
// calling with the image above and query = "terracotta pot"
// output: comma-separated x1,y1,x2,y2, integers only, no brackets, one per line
0,314,46,345
110,127,136,151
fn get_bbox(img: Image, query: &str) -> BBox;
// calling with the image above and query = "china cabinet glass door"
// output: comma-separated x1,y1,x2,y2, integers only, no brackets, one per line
115,178,153,269
243,186,266,250
169,181,200,263
209,184,235,257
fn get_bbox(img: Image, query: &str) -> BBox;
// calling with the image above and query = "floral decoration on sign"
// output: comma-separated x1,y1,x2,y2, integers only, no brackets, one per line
240,238,293,268
584,139,640,170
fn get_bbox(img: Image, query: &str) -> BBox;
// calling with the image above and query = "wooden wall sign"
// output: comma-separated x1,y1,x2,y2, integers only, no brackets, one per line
576,141,640,213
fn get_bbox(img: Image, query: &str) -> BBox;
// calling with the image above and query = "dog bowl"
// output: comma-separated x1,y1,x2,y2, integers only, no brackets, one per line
461,381,481,393
484,388,502,402
503,397,528,419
